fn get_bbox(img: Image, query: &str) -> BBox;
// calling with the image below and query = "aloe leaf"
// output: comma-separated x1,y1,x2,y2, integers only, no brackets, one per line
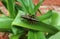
12,10,58,34
51,12,60,30
17,0,35,15
5,0,16,18
11,26,27,39
28,30,46,39
12,26,25,35
49,31,60,39
0,15,13,32
10,34,20,39
17,0,29,13
27,0,35,15
15,4,22,11
10,27,27,39
34,0,44,13
37,10,52,21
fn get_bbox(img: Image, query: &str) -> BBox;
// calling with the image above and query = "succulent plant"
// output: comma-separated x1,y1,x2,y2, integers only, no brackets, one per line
0,0,60,39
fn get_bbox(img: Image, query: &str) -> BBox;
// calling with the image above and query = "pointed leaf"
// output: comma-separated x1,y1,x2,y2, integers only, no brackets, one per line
49,32,60,39
34,0,44,13
5,0,16,18
17,0,29,13
28,30,46,39
27,0,35,15
10,34,20,39
51,12,60,30
37,10,52,21
12,26,25,35
17,0,35,15
0,15,13,32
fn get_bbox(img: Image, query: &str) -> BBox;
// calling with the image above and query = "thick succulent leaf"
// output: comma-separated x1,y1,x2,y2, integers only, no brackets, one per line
17,0,29,13
51,12,60,30
10,34,20,39
28,30,46,39
12,10,58,34
49,31,60,39
42,18,51,25
0,15,13,32
34,0,44,13
37,10,52,21
11,26,26,39
17,0,34,15
12,26,25,35
15,4,23,11
5,0,16,18
27,0,35,15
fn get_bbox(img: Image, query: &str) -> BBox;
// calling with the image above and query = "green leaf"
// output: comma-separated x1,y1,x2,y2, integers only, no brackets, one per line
37,10,52,21
0,15,13,32
28,30,46,39
12,10,58,34
17,0,35,15
51,12,60,30
12,26,25,35
34,0,44,13
10,34,20,39
11,27,27,39
17,0,29,13
15,4,23,11
5,0,16,18
49,32,60,39
27,0,35,15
